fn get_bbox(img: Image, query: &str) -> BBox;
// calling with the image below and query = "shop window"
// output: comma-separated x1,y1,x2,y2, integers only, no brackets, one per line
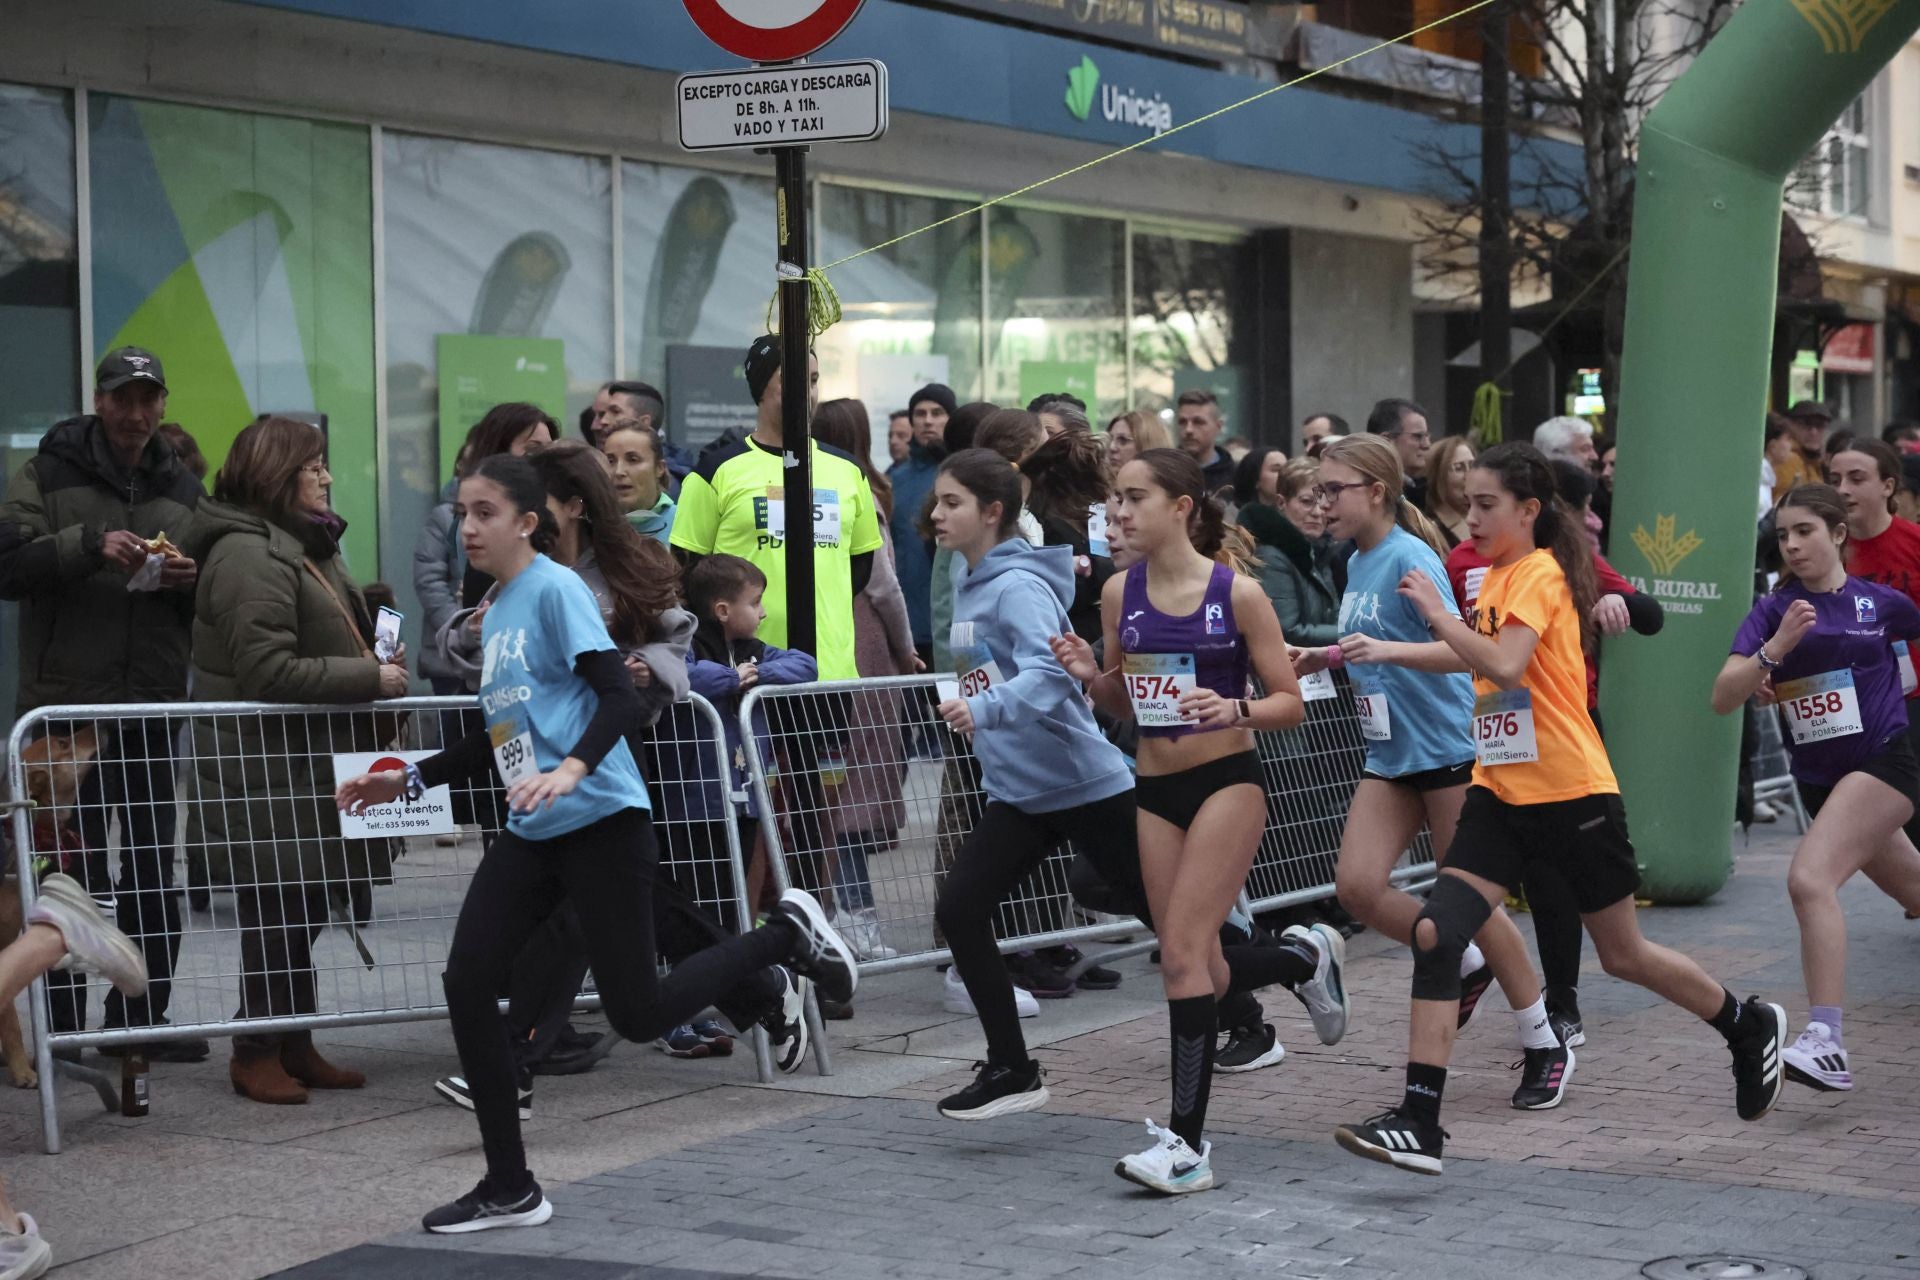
622,162,776,455
1132,230,1251,434
381,132,611,657
0,83,80,718
816,184,983,459
984,207,1126,421
88,95,375,571
1791,93,1872,220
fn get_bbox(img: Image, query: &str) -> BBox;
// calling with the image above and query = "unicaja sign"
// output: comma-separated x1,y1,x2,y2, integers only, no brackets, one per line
1064,55,1173,136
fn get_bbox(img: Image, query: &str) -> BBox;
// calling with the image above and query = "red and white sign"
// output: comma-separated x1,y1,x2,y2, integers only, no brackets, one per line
1822,322,1876,375
684,0,868,63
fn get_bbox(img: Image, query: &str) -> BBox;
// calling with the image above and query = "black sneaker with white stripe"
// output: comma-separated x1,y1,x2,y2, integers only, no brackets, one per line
434,1071,532,1121
1728,997,1788,1121
773,890,859,1004
1334,1107,1446,1175
422,1176,553,1234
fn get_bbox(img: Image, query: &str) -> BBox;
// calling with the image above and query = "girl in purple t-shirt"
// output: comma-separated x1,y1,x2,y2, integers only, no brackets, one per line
1714,483,1920,1094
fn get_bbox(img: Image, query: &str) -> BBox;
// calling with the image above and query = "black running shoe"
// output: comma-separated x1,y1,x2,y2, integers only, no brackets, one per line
1456,962,1493,1031
434,1072,532,1121
1215,1022,1286,1073
1076,963,1123,991
1334,1107,1446,1176
1548,1006,1586,1050
422,1177,553,1233
1510,1044,1574,1110
761,967,811,1074
773,890,858,1003
938,1060,1049,1121
1728,998,1788,1121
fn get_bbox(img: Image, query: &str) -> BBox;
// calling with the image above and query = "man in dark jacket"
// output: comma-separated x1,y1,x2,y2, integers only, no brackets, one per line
1176,389,1237,497
0,347,207,1059
890,382,953,665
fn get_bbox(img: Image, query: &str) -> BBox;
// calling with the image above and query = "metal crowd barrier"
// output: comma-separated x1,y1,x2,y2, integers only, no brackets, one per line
1750,703,1810,834
6,693,768,1154
736,672,1438,1000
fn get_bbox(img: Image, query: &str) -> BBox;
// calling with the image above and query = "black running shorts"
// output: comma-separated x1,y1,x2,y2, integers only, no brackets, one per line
1135,751,1264,831
1441,786,1641,914
1796,736,1920,819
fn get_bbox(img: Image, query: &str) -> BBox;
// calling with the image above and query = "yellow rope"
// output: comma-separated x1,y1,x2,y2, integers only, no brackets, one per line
1469,381,1503,448
814,0,1500,274
766,265,843,339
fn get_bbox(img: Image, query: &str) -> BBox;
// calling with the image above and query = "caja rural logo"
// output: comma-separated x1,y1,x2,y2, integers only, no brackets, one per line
1629,514,1720,615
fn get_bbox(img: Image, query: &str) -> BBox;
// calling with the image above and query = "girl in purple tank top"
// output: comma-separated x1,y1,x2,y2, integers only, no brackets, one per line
1052,448,1347,1196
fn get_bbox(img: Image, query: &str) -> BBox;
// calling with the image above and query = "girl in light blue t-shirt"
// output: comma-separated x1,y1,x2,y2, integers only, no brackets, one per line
1289,435,1570,1111
335,454,858,1238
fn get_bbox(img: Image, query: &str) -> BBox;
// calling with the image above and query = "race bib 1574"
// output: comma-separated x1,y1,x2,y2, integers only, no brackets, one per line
1123,653,1197,728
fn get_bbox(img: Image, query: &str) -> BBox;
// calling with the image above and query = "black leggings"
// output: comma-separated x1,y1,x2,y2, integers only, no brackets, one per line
935,791,1146,1067
444,807,794,1187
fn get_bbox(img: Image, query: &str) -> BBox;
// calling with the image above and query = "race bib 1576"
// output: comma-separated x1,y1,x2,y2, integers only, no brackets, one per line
1473,689,1538,765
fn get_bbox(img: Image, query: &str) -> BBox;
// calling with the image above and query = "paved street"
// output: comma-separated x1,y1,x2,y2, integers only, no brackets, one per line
6,821,1920,1278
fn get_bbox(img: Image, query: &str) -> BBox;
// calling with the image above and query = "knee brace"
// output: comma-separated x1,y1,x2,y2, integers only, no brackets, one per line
1410,875,1495,1002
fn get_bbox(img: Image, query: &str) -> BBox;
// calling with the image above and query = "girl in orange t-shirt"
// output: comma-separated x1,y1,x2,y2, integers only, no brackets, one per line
1334,443,1788,1177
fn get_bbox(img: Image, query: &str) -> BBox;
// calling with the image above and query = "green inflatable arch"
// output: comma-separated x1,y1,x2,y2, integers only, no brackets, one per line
1600,0,1920,901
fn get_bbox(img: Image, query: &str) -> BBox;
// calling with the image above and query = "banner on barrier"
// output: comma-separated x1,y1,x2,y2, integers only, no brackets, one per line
332,750,454,838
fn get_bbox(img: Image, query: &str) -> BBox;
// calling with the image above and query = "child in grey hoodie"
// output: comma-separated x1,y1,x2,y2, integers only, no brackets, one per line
926,449,1150,1123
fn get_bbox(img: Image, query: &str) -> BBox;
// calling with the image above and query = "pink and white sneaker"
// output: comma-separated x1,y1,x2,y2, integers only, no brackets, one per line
1783,1021,1851,1092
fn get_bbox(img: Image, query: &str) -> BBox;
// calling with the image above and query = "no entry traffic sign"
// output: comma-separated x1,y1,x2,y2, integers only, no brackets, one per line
683,0,869,63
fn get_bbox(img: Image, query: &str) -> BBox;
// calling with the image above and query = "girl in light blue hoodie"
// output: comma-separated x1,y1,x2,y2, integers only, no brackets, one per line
926,449,1148,1123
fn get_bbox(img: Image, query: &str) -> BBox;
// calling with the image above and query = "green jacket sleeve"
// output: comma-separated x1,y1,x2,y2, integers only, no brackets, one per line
930,545,955,672
1258,546,1340,647
0,457,103,599
212,546,382,704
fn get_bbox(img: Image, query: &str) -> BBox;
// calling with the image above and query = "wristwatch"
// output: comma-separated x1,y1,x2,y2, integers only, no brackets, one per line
403,761,428,802
1235,697,1252,724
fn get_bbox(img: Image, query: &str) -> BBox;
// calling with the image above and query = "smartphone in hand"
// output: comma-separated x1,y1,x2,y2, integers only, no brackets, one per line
374,606,403,662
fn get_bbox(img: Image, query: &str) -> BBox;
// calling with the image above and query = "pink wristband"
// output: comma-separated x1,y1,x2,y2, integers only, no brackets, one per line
1325,645,1344,670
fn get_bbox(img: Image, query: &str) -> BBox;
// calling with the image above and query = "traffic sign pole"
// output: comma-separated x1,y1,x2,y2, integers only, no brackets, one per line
776,140,815,662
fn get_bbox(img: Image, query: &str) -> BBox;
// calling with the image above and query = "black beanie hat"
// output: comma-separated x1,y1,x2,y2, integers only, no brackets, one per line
744,334,783,405
908,382,958,417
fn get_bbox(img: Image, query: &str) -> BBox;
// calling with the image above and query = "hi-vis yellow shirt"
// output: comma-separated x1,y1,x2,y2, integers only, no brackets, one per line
671,436,882,681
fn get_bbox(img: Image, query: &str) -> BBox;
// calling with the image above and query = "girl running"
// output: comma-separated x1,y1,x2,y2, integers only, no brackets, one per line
1052,448,1347,1195
1712,483,1920,1091
928,449,1147,1120
1292,435,1571,1109
336,454,855,1233
1334,442,1785,1177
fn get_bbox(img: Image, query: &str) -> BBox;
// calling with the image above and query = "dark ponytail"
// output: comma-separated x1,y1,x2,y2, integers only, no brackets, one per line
1130,447,1253,574
1474,442,1597,656
938,448,1025,538
473,453,559,554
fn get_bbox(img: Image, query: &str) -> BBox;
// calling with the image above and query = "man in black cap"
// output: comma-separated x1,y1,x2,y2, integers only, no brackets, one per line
0,346,208,1061
890,382,955,663
1776,399,1834,494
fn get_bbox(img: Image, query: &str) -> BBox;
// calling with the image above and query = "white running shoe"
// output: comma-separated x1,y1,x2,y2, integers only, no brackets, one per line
942,964,1039,1018
1115,1118,1214,1194
773,890,858,1003
1282,923,1350,1046
0,1211,50,1280
30,874,147,998
1783,1021,1852,1092
832,906,900,961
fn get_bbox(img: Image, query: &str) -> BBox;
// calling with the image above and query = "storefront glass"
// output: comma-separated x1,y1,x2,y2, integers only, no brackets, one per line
985,207,1126,420
1131,228,1250,435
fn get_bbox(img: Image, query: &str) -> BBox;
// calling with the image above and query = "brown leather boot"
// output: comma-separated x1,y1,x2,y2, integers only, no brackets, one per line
230,1043,308,1105
280,1033,365,1090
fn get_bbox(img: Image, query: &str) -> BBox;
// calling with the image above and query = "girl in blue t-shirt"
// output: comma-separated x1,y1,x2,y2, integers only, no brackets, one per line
1713,483,1920,1094
335,454,858,1237
1290,436,1571,1109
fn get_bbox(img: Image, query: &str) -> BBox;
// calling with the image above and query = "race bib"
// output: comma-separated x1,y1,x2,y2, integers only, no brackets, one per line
1355,691,1392,741
1087,503,1109,558
763,487,843,545
1123,653,1197,728
1776,669,1864,744
1463,566,1487,607
489,718,538,787
1473,689,1539,765
1298,669,1337,702
1896,641,1918,697
948,622,1005,697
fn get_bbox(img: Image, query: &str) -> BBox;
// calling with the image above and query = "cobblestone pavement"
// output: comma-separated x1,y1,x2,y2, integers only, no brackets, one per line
273,826,1920,1279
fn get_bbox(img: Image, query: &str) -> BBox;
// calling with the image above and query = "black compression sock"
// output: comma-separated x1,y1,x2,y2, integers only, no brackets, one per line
1403,1062,1447,1129
1706,988,1746,1043
1168,995,1216,1148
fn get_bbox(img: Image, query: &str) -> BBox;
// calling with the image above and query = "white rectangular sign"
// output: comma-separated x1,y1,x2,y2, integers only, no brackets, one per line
678,60,889,152
333,751,455,840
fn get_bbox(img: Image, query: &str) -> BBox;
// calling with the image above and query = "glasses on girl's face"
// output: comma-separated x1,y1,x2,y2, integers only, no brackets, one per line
1311,480,1366,505
301,461,331,479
